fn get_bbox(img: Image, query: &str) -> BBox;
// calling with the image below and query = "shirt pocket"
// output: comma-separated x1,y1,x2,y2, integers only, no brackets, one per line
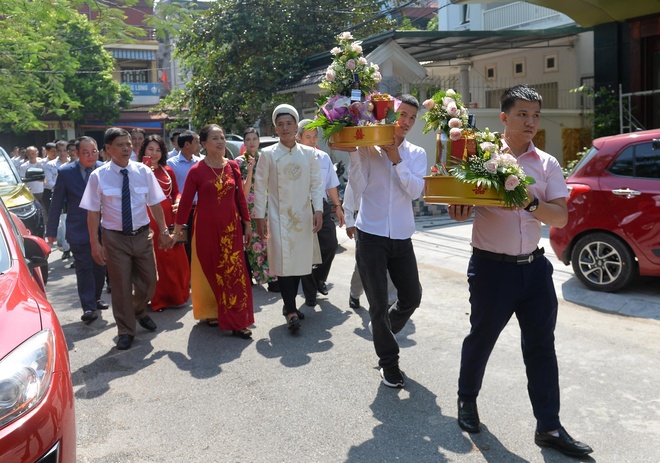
101,187,123,209
133,186,150,207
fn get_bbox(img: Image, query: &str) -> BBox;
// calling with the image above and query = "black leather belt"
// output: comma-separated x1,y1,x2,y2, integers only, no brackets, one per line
105,224,150,236
473,247,545,265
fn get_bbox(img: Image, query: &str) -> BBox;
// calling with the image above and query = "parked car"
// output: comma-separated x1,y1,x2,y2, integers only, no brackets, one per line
259,136,279,149
549,129,660,292
0,196,75,462
0,146,46,237
224,135,279,158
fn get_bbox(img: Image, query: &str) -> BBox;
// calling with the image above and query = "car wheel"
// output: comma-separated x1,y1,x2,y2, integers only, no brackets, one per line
571,232,637,292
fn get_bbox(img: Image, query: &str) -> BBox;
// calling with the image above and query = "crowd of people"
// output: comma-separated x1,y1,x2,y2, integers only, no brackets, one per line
21,84,592,458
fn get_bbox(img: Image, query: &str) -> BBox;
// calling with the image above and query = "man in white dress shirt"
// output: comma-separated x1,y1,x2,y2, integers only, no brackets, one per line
344,94,426,388
81,127,173,350
297,119,345,307
45,140,71,259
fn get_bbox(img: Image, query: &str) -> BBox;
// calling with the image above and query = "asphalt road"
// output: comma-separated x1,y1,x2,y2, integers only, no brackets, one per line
45,217,660,463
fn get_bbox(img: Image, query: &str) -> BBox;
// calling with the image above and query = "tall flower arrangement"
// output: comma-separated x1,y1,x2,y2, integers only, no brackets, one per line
319,32,381,99
421,89,470,139
307,32,397,140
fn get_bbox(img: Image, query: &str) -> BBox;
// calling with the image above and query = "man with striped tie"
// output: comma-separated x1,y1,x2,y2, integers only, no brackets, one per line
81,127,174,350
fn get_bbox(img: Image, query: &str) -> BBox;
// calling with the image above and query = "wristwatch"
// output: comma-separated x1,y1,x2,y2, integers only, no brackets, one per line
524,197,539,212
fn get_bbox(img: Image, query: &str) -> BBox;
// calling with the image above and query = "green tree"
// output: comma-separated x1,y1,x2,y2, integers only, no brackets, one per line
426,15,438,31
570,84,620,138
159,0,398,131
60,14,134,125
0,0,190,133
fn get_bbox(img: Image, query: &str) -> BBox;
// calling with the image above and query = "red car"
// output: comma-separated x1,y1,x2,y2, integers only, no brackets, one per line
550,129,660,292
0,197,75,462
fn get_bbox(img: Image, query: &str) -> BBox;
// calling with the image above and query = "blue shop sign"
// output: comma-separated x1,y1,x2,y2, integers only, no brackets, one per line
128,83,159,96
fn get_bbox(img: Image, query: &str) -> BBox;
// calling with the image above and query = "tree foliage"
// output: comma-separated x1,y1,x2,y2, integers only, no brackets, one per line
0,0,138,132
0,0,194,134
159,0,399,131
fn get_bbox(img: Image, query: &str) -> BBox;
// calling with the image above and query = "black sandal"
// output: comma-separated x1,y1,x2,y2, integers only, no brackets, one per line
232,328,252,339
287,315,301,331
296,309,305,320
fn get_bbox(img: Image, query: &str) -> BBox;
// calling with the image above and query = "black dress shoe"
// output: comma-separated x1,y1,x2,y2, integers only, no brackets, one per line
317,281,329,295
61,250,71,260
349,296,360,309
457,399,481,433
287,316,301,331
96,300,109,310
116,334,134,350
81,310,98,323
138,315,157,331
305,298,316,307
534,427,593,457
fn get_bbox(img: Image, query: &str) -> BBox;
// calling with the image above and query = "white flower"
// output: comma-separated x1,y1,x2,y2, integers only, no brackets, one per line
448,117,463,128
422,99,435,110
442,96,454,107
351,42,363,54
484,159,499,174
373,71,382,83
331,47,341,56
449,127,463,141
446,89,457,97
358,57,368,65
499,153,517,166
325,68,336,81
446,102,459,117
370,63,379,71
339,32,354,41
480,142,496,153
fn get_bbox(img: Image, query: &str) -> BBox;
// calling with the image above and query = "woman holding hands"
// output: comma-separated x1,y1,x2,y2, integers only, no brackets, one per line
138,135,190,311
172,124,254,338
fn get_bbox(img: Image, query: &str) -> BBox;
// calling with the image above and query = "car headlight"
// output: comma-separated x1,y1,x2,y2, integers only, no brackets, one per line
8,202,37,219
0,330,55,429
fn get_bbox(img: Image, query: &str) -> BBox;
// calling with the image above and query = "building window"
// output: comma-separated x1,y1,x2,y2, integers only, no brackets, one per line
485,64,496,81
461,5,470,24
544,52,559,73
121,68,149,83
513,58,526,78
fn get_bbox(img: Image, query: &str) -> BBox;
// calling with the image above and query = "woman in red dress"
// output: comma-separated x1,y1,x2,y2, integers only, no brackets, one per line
138,135,191,311
171,124,254,338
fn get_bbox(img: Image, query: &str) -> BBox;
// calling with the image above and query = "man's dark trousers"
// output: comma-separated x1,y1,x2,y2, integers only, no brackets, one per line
458,254,561,432
356,229,422,369
301,200,337,299
70,242,106,312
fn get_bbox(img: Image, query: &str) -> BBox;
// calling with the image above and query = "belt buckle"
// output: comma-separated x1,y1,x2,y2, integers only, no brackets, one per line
517,254,534,265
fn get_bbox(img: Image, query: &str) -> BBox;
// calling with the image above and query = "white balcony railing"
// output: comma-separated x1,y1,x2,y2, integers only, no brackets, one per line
483,1,563,30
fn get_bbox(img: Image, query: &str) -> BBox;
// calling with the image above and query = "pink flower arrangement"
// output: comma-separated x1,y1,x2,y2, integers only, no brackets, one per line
451,128,535,208
307,32,397,140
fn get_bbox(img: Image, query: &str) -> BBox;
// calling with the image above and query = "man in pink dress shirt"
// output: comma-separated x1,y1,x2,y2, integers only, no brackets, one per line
448,85,592,457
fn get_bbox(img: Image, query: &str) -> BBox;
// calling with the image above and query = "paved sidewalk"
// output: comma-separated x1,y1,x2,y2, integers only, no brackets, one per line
402,214,660,321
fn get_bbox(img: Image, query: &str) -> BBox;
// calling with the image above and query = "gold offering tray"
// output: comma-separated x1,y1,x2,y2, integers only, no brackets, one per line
423,175,504,206
330,124,395,147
